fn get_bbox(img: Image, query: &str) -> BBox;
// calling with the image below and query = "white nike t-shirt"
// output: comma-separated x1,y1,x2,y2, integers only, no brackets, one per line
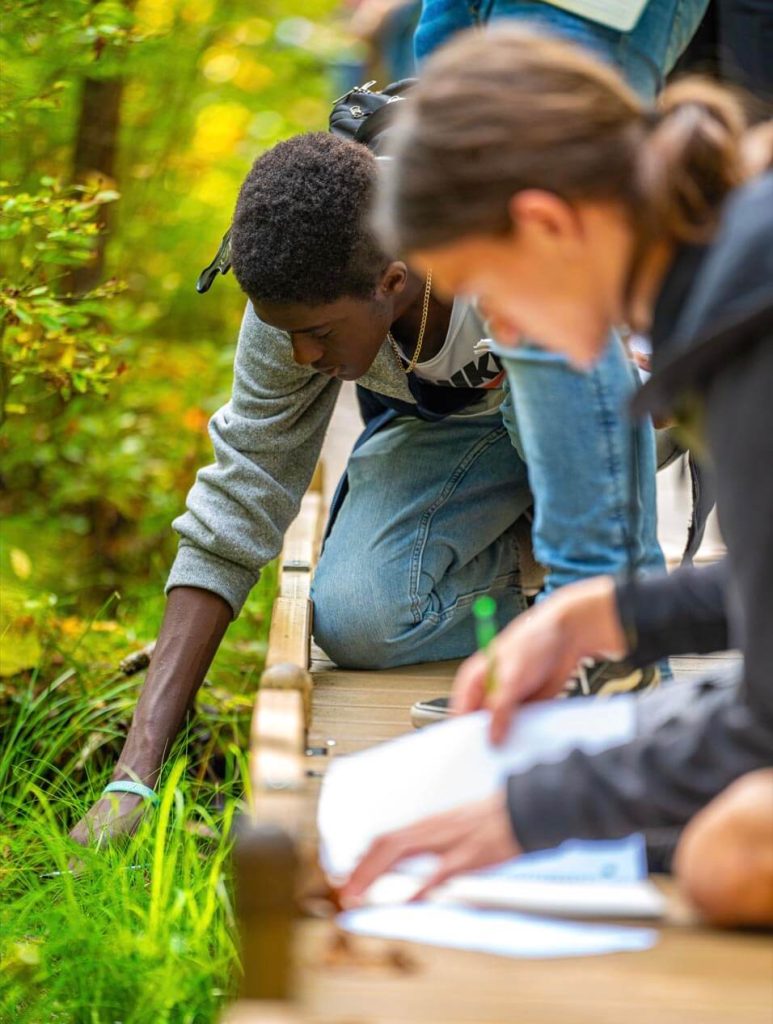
394,299,506,415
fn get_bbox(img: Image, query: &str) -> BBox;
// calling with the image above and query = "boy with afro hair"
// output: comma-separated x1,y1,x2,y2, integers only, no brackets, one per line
72,132,665,844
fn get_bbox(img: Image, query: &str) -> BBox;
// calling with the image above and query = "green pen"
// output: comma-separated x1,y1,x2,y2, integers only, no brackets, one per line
473,594,498,695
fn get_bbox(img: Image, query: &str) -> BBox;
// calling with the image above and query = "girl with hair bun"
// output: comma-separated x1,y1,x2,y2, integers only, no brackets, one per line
344,27,773,923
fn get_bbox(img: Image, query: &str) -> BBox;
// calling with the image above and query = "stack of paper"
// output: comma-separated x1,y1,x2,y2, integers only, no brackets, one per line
339,903,658,959
318,696,662,958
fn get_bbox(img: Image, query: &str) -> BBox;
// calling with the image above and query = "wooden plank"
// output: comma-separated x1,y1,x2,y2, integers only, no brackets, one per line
246,474,326,833
239,440,758,1022
313,689,434,709
265,597,313,671
252,689,306,788
296,913,773,1024
249,687,317,838
313,670,456,694
268,488,320,650
308,721,413,744
311,705,411,726
296,651,771,1020
303,736,396,757
280,493,324,602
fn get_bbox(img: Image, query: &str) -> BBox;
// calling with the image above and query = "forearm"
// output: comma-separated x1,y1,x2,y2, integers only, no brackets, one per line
113,586,232,786
507,674,773,853
615,559,729,667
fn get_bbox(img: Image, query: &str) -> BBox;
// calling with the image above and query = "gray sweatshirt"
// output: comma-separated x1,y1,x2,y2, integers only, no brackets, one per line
166,303,420,615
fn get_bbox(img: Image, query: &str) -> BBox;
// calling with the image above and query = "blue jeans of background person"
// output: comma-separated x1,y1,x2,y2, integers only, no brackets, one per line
312,412,532,668
390,0,687,668
311,345,663,668
497,334,664,599
415,0,710,99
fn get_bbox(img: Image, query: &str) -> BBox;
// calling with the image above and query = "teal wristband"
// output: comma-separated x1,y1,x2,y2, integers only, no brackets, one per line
103,780,159,806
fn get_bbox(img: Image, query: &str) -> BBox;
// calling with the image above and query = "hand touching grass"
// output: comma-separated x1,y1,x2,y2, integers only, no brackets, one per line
69,791,148,847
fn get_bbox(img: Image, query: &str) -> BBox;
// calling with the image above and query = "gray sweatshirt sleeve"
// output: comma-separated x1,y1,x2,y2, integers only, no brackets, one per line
166,303,340,615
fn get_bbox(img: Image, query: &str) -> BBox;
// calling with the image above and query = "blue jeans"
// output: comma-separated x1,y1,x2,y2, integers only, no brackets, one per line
497,334,664,599
312,413,531,668
415,0,710,99
311,339,664,669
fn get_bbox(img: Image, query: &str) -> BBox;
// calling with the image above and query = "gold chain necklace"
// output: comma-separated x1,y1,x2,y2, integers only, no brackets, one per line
387,270,433,375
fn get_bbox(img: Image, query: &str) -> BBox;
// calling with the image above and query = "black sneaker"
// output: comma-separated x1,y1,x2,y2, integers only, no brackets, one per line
410,696,451,729
563,659,660,698
410,661,659,727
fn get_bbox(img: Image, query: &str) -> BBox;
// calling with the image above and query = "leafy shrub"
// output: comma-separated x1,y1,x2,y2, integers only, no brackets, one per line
0,180,124,425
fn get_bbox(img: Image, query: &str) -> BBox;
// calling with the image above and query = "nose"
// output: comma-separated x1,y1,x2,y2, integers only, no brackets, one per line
291,336,324,367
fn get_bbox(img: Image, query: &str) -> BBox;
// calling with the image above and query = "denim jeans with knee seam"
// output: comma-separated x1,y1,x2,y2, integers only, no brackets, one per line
311,339,665,669
496,334,664,600
415,0,710,100
312,412,533,668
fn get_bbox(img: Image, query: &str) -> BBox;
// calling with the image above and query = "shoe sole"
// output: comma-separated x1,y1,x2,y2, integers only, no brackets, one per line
587,667,661,698
410,702,452,729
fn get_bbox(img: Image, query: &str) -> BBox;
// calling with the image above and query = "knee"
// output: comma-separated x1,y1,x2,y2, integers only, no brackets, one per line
674,770,773,927
311,562,409,670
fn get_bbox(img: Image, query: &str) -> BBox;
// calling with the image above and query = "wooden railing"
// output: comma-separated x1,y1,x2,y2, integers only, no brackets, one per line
224,470,326,1023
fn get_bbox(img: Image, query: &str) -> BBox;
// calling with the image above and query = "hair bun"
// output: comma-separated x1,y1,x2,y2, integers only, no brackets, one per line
657,77,746,140
641,76,747,242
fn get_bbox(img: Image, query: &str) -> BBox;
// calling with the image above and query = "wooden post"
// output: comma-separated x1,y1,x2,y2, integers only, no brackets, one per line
232,816,298,1002
227,474,326,1023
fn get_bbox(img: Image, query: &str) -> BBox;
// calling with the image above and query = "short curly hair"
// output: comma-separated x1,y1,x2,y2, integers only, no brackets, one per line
230,132,389,305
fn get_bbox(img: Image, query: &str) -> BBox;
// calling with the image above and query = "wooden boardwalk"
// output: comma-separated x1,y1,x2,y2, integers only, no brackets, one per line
297,653,771,1024
228,392,772,1024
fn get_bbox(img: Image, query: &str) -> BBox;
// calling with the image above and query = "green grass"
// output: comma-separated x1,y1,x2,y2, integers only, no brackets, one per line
0,561,277,1023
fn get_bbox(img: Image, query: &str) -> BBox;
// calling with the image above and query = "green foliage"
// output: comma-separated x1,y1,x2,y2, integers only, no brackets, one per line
0,180,124,421
1,0,355,340
1,745,244,1024
1,0,348,1018
0,566,276,1022
0,0,347,587
1,336,233,605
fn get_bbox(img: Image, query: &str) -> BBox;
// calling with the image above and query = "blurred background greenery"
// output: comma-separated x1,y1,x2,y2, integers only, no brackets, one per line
0,3,373,1018
1,0,359,677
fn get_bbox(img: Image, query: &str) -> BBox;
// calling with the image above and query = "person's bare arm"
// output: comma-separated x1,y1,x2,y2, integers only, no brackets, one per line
69,586,231,846
70,307,341,846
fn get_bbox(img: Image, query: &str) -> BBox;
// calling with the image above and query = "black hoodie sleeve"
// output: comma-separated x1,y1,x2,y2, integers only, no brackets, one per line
505,337,773,853
614,559,730,668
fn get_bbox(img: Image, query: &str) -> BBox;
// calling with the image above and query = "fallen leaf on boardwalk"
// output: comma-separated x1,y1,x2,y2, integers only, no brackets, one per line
319,927,419,974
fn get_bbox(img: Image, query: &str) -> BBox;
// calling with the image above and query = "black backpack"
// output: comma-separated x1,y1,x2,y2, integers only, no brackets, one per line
328,77,415,153
196,79,415,294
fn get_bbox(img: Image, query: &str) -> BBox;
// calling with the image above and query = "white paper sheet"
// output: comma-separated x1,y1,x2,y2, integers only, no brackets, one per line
339,903,658,959
360,834,665,918
319,696,637,880
319,694,667,930
363,871,665,919
393,834,648,884
322,697,664,955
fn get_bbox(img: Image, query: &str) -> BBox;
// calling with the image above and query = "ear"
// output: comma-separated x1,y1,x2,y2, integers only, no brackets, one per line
508,190,581,244
377,260,409,298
